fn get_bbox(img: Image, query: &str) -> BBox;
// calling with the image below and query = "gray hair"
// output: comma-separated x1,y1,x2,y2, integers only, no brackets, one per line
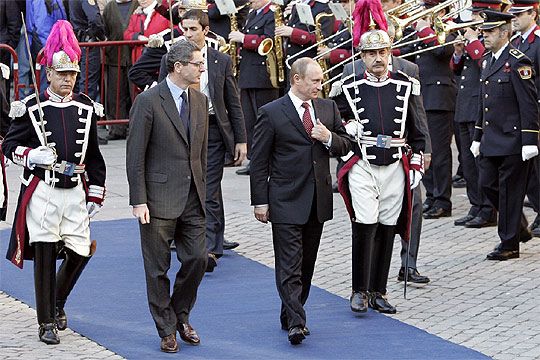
166,39,200,73
289,57,319,85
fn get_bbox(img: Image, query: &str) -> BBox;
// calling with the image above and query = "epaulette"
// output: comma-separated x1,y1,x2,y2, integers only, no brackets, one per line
8,93,36,119
0,63,9,80
510,33,521,42
509,48,525,59
315,0,329,3
79,93,105,117
397,70,421,96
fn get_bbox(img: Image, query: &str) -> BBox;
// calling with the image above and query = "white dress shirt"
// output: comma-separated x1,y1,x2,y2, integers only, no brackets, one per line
199,45,215,114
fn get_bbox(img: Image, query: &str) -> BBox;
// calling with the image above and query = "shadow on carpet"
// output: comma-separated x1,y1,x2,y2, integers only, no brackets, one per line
1,218,488,359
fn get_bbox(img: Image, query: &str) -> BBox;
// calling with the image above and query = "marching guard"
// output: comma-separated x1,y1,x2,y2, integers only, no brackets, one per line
2,20,106,344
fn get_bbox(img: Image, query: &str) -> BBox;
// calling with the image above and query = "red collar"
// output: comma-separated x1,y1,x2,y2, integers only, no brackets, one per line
527,25,540,43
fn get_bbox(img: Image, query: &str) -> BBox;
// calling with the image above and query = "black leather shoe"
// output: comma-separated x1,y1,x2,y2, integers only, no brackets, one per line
350,291,369,313
98,136,108,145
236,165,250,176
288,326,305,345
39,323,60,345
452,177,467,188
369,292,396,314
422,202,433,213
464,216,497,228
530,215,540,237
206,253,217,273
454,214,475,226
520,227,533,243
397,268,430,284
423,207,451,219
223,240,239,250
55,308,67,331
302,326,310,336
486,249,519,261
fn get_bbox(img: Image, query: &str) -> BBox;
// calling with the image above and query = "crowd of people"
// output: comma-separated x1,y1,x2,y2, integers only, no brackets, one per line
0,0,539,353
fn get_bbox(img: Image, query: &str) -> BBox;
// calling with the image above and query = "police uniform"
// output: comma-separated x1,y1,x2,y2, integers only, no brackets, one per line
238,2,279,165
473,11,540,259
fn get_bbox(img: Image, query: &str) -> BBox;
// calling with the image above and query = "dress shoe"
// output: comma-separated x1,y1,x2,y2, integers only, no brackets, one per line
520,228,533,243
177,323,200,345
235,165,250,176
223,240,239,250
452,177,467,188
452,174,463,182
350,291,369,313
288,326,305,345
397,268,430,284
39,323,60,345
98,136,108,145
422,202,433,214
55,307,67,331
454,214,475,226
302,326,310,336
530,215,540,237
464,216,497,228
423,207,451,219
369,292,396,314
524,199,533,208
486,249,519,261
206,253,217,273
160,334,179,353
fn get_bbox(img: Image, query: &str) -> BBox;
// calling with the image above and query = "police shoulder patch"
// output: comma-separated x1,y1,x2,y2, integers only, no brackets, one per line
509,48,525,59
518,65,533,79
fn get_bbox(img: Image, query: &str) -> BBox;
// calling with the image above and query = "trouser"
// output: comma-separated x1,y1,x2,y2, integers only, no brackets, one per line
273,201,323,329
105,64,132,137
525,156,540,213
457,122,496,220
205,117,226,256
423,110,453,210
478,154,530,250
139,183,207,338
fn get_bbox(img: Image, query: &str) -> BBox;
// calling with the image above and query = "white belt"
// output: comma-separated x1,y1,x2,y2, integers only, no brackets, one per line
360,135,406,149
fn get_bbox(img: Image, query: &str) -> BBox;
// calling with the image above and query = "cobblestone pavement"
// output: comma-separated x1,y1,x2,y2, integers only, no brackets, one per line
1,140,539,359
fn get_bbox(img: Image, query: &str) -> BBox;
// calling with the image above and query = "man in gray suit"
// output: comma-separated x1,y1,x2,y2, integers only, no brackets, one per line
127,40,209,353
336,21,432,284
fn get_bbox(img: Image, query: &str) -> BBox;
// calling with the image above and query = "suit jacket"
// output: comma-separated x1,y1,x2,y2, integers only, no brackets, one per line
250,95,351,224
127,80,209,219
339,56,432,154
158,48,247,157
474,46,539,156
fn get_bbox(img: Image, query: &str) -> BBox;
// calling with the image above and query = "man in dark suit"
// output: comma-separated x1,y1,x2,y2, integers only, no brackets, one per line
180,9,247,270
471,10,539,260
250,58,351,345
127,39,209,353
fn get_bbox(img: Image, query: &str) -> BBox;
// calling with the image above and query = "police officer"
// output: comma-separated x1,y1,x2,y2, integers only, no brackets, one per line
229,0,279,175
471,10,539,260
509,0,540,238
451,0,499,228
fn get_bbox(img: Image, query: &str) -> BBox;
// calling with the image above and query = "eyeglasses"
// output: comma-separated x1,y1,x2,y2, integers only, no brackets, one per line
186,61,205,68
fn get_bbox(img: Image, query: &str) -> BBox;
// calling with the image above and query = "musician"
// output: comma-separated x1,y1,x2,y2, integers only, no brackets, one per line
451,0,499,229
229,0,279,175
2,20,106,344
207,0,250,38
470,10,539,260
509,0,540,238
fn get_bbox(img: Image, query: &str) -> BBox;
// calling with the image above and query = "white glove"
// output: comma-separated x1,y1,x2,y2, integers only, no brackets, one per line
146,34,164,48
86,202,102,218
344,121,363,138
470,141,480,158
409,169,422,190
3,156,11,167
522,145,539,161
27,146,56,168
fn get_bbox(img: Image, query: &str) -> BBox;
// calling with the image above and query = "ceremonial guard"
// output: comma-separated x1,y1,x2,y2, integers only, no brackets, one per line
2,21,106,344
470,10,539,260
337,1,427,314
509,0,540,238
451,0,499,228
229,0,279,175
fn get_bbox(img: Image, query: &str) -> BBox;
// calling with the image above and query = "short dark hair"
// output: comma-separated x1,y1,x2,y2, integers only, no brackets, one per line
166,39,200,73
289,57,319,85
182,9,210,29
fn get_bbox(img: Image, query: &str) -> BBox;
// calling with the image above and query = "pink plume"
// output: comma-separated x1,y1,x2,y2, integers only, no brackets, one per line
352,0,388,47
40,20,81,66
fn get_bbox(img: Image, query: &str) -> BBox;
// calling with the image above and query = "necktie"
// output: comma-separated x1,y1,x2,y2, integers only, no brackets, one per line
301,102,314,138
179,91,190,139
489,55,495,68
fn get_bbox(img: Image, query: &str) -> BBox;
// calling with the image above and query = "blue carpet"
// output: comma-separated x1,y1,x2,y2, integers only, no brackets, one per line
1,218,488,359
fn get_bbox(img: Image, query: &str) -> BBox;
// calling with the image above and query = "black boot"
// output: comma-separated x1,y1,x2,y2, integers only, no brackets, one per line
370,224,396,299
34,242,60,345
351,222,378,312
55,241,95,331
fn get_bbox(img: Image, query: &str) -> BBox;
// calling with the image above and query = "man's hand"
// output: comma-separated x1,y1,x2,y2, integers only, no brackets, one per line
228,31,245,43
415,18,431,32
344,120,363,138
275,25,294,37
133,204,151,224
453,42,464,57
424,153,432,170
317,46,330,60
522,145,539,161
234,143,247,166
463,27,479,42
409,169,422,189
86,202,102,218
254,205,269,223
28,146,56,168
470,141,480,158
311,120,331,143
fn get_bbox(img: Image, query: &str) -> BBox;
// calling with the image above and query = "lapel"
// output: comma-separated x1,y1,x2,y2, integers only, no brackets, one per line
159,81,189,145
245,9,266,30
206,48,218,100
188,88,203,149
281,95,311,142
483,47,509,79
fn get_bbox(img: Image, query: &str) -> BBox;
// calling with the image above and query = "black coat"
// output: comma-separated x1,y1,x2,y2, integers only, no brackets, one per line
511,28,540,102
207,0,250,38
0,0,23,65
